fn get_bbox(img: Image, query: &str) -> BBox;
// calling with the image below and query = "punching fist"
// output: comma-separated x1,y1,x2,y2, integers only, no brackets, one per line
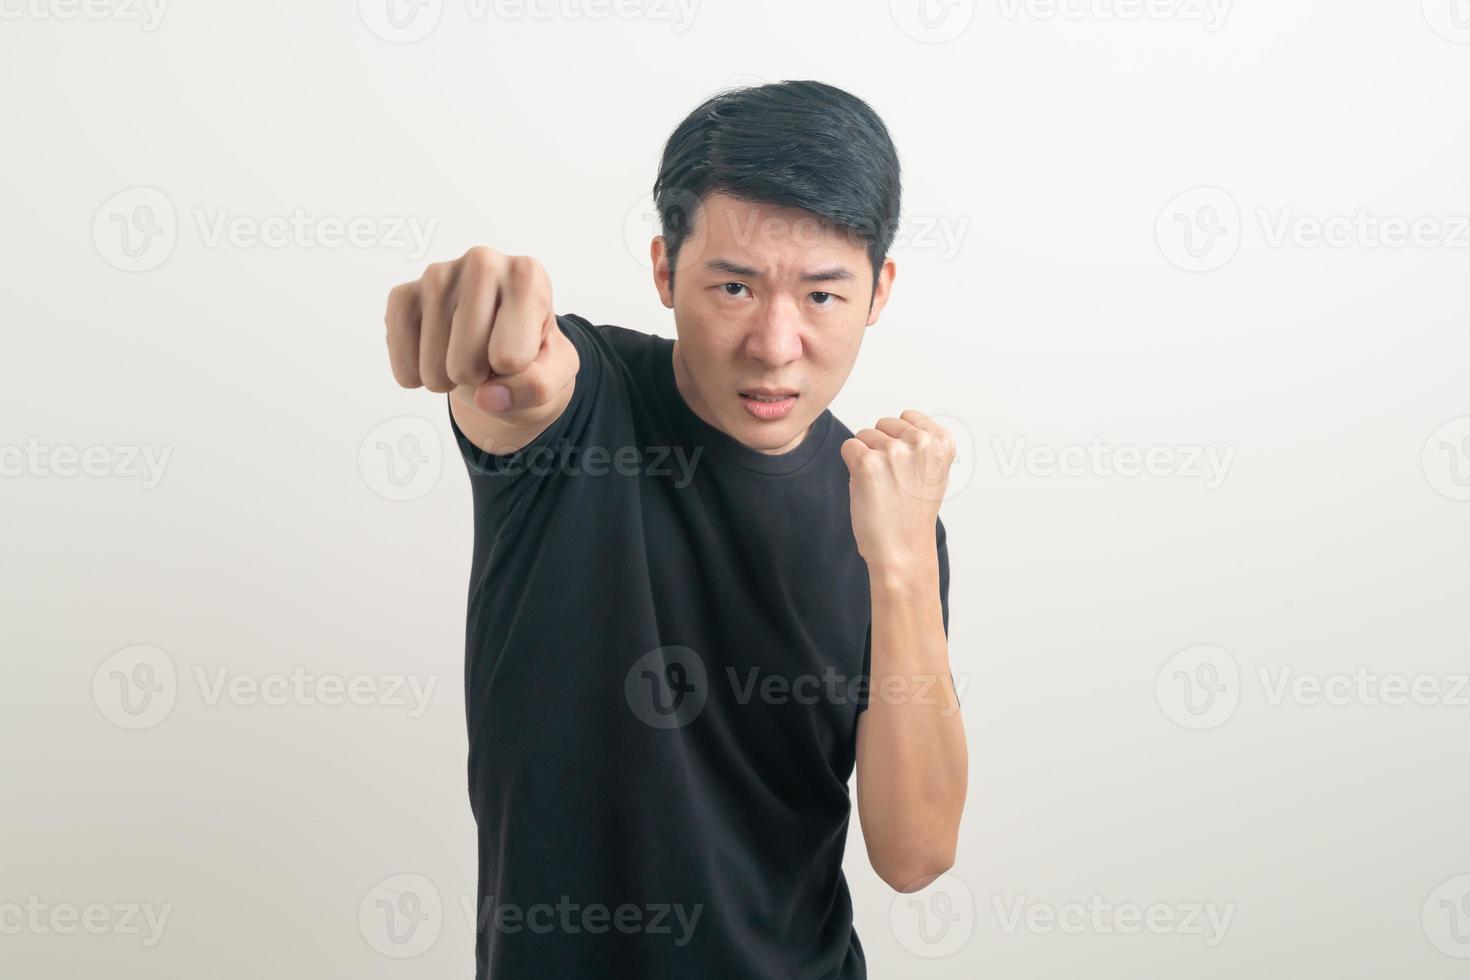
384,247,578,426
841,410,955,572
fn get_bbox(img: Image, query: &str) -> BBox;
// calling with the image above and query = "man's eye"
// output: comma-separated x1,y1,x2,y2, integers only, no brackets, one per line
721,282,748,297
810,291,838,306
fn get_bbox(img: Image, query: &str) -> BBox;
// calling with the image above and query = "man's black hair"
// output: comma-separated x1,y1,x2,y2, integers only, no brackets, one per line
652,80,902,301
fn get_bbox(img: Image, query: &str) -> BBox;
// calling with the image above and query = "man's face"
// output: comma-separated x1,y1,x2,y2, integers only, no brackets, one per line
652,192,896,455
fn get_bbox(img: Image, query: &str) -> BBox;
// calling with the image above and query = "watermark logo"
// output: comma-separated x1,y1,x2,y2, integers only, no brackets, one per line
1157,187,1240,272
890,873,976,957
1157,649,1470,728
993,436,1234,489
92,645,177,731
489,0,699,31
1422,417,1470,502
359,415,444,502
358,0,443,42
727,666,968,716
192,208,436,258
993,895,1235,946
0,439,172,488
932,415,976,500
360,0,698,40
193,666,437,717
1423,0,1470,43
94,188,437,270
1424,874,1470,957
890,0,975,43
624,188,966,272
464,438,703,489
622,187,711,273
1257,208,1470,252
1160,187,1470,271
93,187,176,273
462,894,703,943
624,646,707,729
359,874,443,958
94,647,438,728
1259,666,1470,708
888,214,973,261
0,897,173,946
0,0,168,30
996,0,1231,31
1156,644,1240,730
886,414,973,504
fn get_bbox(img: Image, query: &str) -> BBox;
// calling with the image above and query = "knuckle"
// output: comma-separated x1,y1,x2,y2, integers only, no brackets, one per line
420,364,452,392
518,372,552,408
505,254,541,290
385,345,418,388
463,245,502,276
491,351,533,376
385,281,413,312
420,262,449,294
446,352,489,386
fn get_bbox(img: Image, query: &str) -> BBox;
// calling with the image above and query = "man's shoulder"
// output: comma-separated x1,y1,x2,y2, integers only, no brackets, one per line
826,412,857,444
557,313,662,369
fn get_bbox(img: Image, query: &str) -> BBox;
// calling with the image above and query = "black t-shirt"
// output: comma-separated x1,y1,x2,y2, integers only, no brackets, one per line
450,314,950,979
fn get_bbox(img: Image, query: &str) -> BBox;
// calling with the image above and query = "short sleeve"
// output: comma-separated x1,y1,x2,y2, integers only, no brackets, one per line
937,516,951,637
448,313,604,534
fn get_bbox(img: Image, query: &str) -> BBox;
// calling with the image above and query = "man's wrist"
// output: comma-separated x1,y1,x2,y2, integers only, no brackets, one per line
866,554,941,597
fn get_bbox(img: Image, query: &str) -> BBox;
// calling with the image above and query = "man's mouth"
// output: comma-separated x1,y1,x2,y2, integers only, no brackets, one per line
739,389,799,421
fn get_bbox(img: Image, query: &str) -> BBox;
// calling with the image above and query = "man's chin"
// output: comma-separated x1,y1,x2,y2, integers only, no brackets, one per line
727,414,812,456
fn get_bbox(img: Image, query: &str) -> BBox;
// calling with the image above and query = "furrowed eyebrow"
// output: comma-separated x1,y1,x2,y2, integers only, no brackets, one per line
705,258,762,277
800,268,855,284
703,258,855,284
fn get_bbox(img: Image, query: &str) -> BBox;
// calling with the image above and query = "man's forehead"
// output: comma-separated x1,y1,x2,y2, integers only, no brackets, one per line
693,193,865,256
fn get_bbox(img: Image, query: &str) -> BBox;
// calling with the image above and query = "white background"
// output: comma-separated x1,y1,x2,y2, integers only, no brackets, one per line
3,0,1469,977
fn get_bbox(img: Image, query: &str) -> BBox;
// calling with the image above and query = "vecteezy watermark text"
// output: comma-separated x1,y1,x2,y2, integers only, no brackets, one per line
356,873,702,959
996,0,1231,31
358,0,700,43
0,0,167,30
0,897,172,947
993,895,1235,946
92,645,440,730
1157,644,1470,730
1158,186,1470,272
625,646,969,729
0,439,171,488
464,895,702,945
992,436,1235,489
466,439,704,489
94,187,438,272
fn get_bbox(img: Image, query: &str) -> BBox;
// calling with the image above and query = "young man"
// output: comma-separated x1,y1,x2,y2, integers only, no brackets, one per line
383,80,967,979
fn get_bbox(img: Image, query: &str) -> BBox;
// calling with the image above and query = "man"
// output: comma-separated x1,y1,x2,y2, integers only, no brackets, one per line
383,80,967,979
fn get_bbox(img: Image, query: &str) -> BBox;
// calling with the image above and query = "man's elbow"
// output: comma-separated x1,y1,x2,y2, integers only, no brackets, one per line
872,844,957,894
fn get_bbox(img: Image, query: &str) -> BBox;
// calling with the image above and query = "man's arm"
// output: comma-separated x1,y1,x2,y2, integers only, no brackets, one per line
843,410,968,894
384,246,579,454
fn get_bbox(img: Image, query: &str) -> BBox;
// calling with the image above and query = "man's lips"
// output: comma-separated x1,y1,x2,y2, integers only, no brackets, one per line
739,389,798,421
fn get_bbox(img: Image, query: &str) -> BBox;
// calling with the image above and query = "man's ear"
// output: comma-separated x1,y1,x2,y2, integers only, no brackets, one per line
651,237,675,309
865,257,897,326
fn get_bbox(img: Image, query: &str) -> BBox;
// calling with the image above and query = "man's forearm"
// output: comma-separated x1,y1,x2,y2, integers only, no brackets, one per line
854,559,968,894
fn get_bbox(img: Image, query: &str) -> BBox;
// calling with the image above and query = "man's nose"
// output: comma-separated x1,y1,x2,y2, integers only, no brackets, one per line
743,295,803,367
